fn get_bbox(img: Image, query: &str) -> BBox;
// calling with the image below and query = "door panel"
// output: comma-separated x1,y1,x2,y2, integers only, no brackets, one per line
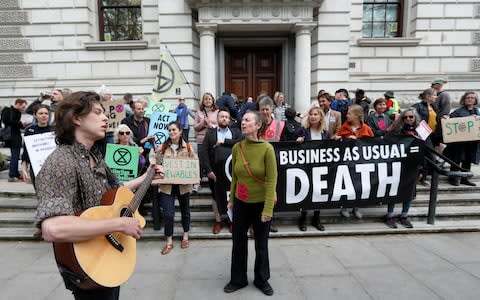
225,47,280,101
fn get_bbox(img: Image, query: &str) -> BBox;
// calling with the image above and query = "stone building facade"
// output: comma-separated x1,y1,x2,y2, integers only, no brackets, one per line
0,0,479,111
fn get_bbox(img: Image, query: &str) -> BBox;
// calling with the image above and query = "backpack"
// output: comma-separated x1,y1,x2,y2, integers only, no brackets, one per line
284,119,301,141
332,100,349,123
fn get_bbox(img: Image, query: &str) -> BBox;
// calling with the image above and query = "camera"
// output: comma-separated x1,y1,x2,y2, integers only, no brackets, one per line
40,91,52,100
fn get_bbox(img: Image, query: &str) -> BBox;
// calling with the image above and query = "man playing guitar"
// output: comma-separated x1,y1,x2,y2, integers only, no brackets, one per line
35,91,164,300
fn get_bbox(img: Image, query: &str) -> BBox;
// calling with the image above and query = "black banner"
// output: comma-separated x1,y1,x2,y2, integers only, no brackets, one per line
220,136,425,211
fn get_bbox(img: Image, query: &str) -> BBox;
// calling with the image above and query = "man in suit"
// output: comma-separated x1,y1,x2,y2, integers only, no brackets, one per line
318,93,341,139
200,108,242,233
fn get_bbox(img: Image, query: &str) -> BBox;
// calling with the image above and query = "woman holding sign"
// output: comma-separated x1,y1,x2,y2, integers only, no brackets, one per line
21,104,52,188
384,108,422,229
224,111,277,296
445,91,480,186
156,121,196,255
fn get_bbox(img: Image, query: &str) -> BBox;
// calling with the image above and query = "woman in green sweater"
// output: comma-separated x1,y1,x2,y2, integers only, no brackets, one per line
224,110,278,296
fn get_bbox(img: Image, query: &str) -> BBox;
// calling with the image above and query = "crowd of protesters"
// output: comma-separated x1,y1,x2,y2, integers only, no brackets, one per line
1,80,479,235
1,80,479,298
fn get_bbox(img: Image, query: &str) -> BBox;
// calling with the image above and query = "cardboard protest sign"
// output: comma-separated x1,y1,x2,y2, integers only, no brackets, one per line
152,158,200,185
105,144,139,181
441,116,480,143
23,131,57,176
144,100,170,118
105,100,126,132
145,111,177,149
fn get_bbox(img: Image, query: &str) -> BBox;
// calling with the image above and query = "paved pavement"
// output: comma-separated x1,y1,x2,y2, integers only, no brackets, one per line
2,233,480,300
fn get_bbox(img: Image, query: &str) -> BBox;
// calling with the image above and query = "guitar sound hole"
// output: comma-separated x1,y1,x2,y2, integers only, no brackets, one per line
120,207,133,218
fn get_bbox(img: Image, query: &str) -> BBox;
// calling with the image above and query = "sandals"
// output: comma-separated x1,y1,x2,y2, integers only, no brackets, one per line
161,243,174,255
181,239,190,249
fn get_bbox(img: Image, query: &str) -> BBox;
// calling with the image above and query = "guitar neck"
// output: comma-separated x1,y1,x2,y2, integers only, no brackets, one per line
127,152,163,214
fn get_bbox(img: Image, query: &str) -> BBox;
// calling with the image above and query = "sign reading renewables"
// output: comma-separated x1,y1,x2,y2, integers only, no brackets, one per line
152,158,200,185
105,144,139,181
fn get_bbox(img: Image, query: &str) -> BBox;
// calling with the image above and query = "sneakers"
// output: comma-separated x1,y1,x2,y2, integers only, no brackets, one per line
8,177,20,183
340,208,350,218
399,216,413,228
384,216,397,229
254,281,274,296
352,207,363,219
224,282,248,293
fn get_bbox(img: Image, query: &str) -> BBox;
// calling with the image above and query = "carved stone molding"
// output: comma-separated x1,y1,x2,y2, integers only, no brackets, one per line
357,37,422,47
196,23,218,36
198,6,313,24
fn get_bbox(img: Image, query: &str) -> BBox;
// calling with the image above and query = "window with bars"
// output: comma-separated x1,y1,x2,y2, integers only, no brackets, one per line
98,0,142,41
362,0,403,38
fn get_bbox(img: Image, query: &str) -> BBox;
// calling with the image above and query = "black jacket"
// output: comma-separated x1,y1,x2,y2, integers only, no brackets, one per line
199,126,242,174
121,115,150,147
1,106,25,148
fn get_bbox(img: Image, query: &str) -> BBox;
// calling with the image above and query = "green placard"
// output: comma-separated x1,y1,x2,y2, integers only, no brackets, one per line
105,144,140,182
145,100,171,118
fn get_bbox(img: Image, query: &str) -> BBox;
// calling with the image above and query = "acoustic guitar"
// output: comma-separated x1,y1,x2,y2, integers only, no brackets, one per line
53,163,158,289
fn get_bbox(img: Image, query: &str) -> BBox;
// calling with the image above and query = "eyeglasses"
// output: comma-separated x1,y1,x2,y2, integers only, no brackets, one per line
119,131,131,136
403,115,415,120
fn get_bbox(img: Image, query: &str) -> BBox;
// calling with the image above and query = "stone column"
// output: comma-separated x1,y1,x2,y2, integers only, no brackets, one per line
294,23,315,115
197,24,217,96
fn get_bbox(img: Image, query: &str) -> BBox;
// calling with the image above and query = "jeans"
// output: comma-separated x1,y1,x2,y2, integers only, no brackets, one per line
160,185,190,237
230,200,271,287
387,201,411,216
9,146,21,178
182,127,189,142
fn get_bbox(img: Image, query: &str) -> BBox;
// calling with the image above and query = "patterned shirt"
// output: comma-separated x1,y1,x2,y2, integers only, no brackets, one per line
34,142,121,228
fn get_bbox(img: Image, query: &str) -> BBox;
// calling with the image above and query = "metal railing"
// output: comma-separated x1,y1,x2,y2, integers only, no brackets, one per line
423,145,473,225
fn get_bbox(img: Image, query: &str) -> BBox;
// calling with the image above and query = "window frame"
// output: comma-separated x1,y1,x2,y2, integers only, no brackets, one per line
361,0,404,39
98,0,143,42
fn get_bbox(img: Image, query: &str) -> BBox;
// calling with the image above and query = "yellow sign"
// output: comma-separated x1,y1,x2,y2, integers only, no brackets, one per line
151,49,186,101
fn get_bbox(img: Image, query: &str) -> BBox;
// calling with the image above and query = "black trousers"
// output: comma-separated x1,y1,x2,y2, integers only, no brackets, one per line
71,286,119,300
230,200,271,286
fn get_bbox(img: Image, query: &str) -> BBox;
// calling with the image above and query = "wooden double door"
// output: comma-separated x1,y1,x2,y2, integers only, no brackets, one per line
224,47,281,101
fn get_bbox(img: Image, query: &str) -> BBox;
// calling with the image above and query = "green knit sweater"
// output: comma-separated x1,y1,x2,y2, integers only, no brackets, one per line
229,139,278,217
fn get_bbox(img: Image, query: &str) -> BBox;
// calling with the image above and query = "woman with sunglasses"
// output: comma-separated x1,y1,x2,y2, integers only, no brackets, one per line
384,108,421,229
114,124,146,172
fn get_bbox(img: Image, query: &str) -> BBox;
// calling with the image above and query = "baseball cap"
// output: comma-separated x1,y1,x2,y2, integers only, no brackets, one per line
432,78,447,85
